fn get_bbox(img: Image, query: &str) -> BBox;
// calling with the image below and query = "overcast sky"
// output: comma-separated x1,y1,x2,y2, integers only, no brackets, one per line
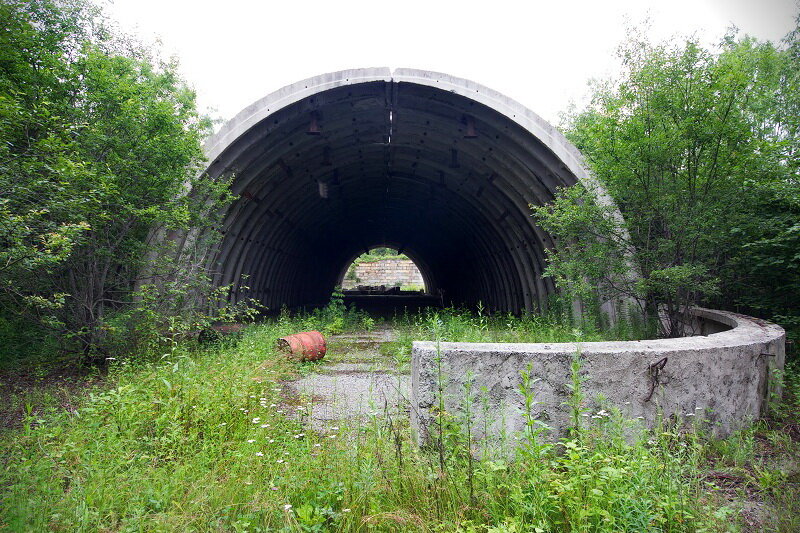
105,0,798,130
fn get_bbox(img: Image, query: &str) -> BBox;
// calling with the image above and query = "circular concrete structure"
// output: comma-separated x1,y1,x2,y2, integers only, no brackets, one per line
200,68,618,312
412,308,786,443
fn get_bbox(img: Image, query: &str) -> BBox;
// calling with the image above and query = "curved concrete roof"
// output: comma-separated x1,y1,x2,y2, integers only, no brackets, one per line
199,68,615,312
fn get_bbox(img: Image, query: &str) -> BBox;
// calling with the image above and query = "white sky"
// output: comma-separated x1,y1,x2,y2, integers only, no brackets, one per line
105,0,798,129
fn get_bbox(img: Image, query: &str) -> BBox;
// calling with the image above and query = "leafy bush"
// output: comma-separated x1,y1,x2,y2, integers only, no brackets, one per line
0,0,237,363
536,26,800,339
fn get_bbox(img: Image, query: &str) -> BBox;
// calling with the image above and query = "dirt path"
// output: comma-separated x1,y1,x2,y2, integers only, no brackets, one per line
283,325,411,431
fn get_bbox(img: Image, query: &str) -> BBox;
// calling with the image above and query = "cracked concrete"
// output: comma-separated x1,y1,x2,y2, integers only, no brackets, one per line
284,326,410,431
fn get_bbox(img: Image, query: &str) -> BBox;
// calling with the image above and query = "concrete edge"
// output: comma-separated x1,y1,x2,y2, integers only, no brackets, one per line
411,308,785,354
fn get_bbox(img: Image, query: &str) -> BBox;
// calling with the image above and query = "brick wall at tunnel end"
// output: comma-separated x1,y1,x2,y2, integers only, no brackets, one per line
342,259,424,289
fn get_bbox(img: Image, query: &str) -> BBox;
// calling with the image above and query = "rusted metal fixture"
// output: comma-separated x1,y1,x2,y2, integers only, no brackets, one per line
464,115,477,138
307,112,321,135
277,331,326,362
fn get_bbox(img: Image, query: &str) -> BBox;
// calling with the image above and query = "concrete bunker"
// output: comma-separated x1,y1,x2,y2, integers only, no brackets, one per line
201,68,613,313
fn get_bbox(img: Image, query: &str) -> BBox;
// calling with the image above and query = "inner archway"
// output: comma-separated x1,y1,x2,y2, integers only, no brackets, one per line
339,247,427,293
200,68,615,313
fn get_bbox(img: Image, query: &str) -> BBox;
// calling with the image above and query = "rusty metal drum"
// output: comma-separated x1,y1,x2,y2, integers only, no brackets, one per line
276,331,327,362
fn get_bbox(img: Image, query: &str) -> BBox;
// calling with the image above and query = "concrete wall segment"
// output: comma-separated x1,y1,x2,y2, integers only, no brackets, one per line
411,308,785,445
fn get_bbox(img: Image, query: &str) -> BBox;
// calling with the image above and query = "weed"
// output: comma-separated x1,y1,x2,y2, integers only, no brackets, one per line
1,309,797,531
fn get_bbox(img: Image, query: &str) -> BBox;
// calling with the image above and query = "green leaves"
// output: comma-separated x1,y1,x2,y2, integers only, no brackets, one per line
540,25,800,337
0,0,231,359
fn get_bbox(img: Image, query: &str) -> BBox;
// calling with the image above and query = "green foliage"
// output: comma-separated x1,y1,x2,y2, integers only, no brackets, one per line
0,0,236,360
536,25,800,338
6,318,793,530
350,247,409,266
275,289,375,337
392,306,645,353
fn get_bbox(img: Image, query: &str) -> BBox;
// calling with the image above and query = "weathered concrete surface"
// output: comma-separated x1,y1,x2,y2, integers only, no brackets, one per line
288,372,409,430
284,326,410,431
411,309,785,445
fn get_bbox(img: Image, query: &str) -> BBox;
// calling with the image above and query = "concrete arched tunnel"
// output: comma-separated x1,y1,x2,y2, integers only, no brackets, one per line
199,68,604,314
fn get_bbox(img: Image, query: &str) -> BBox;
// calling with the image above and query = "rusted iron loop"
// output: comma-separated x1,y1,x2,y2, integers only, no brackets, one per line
644,357,668,403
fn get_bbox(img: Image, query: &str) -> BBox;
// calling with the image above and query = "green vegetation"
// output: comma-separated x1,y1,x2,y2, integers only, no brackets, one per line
535,24,800,340
2,316,797,531
1,1,798,530
389,304,647,354
0,0,237,364
283,289,375,336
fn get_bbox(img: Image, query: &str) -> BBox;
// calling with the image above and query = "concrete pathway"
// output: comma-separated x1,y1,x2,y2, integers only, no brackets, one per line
283,326,411,431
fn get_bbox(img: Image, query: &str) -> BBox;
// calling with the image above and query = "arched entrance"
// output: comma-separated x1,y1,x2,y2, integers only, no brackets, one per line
200,68,614,313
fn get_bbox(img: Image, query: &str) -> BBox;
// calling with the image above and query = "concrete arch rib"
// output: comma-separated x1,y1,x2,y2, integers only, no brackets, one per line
197,68,623,313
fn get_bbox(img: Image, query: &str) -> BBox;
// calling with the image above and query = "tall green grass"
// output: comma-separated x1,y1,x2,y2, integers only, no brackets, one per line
391,305,648,352
1,311,796,531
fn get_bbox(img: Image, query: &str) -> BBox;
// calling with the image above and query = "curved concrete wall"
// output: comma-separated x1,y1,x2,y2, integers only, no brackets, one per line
187,68,631,313
411,309,785,445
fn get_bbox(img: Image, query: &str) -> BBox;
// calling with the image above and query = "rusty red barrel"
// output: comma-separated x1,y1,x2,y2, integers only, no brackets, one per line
276,331,326,362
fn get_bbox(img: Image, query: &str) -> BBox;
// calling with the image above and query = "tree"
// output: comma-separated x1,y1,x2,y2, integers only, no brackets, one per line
535,25,799,338
0,0,234,360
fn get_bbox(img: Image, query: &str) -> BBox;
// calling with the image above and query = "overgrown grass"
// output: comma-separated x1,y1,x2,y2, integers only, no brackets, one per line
389,305,649,358
281,290,376,336
1,311,797,531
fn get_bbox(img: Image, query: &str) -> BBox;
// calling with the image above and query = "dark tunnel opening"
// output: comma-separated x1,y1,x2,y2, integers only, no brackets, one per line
199,69,595,314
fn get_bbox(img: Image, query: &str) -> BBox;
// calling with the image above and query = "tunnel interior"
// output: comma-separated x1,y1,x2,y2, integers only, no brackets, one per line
202,71,585,313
